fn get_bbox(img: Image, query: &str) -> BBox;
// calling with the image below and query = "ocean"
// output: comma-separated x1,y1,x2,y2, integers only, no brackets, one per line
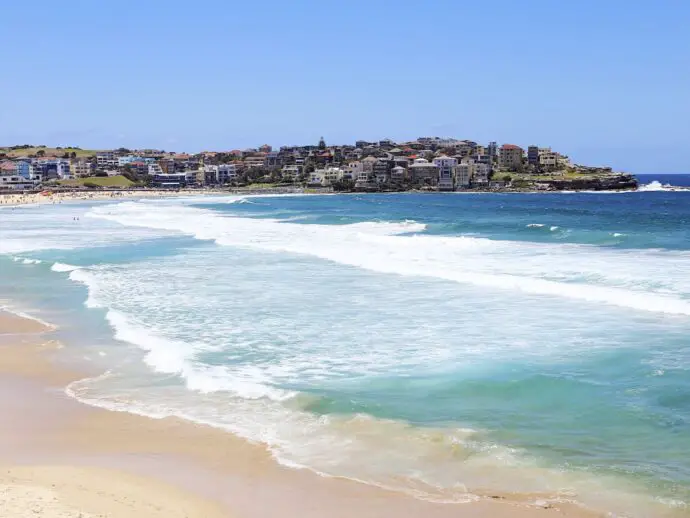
1,174,689,516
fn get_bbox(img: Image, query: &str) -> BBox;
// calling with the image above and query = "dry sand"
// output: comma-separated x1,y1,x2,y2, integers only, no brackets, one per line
0,311,605,518
0,466,227,518
0,189,218,206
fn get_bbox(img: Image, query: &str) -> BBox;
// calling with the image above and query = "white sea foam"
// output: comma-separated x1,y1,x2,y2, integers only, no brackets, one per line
87,201,690,317
0,202,175,254
638,181,669,192
68,265,299,400
105,310,297,401
21,258,42,265
38,197,687,517
64,366,670,514
526,223,544,228
51,262,81,272
63,370,520,505
550,226,559,231
0,304,56,330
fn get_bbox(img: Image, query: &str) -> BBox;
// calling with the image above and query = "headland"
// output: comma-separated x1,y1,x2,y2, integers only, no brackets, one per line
0,138,638,195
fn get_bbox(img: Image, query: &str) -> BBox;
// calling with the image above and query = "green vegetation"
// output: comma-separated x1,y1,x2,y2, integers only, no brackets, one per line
57,175,134,188
0,146,99,159
235,183,281,189
505,170,606,182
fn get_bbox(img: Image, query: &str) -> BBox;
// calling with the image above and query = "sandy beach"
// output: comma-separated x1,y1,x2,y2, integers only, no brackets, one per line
0,310,609,518
0,189,220,206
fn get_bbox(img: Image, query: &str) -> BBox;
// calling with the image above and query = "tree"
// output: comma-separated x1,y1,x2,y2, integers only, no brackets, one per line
70,151,77,159
332,178,355,192
36,150,45,157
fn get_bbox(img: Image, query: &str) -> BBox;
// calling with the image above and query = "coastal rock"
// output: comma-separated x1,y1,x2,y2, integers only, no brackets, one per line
543,174,638,191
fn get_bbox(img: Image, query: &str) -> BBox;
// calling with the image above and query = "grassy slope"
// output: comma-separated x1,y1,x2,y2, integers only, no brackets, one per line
56,176,134,187
0,147,98,158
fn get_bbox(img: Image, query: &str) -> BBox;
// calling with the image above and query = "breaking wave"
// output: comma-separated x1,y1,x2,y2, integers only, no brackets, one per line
86,201,690,316
51,262,81,272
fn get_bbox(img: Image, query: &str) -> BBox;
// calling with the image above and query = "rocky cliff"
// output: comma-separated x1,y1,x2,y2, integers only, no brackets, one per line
538,173,638,191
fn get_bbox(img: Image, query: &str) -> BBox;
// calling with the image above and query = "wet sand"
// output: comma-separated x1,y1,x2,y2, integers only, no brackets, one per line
0,311,603,517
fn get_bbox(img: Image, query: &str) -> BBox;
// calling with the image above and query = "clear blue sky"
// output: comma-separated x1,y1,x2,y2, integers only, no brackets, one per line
1,0,688,173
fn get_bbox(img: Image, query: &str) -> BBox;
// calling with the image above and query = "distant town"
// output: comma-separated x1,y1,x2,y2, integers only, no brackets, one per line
0,137,637,192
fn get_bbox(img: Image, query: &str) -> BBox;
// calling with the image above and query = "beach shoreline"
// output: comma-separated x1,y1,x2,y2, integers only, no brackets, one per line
0,189,232,207
0,309,604,518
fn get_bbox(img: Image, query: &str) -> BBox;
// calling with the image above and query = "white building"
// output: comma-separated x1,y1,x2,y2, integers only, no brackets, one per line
408,158,439,185
184,171,198,185
558,155,572,168
355,171,376,189
312,167,344,186
0,175,36,190
96,152,118,169
281,165,303,181
390,165,406,183
343,161,363,179
473,163,490,185
433,156,457,191
454,164,472,188
70,160,92,177
454,161,491,188
244,156,265,170
218,164,240,183
361,156,378,173
148,163,164,175
538,149,560,170
308,171,325,186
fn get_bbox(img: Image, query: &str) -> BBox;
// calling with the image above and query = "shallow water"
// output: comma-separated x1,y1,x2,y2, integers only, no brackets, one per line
1,179,690,516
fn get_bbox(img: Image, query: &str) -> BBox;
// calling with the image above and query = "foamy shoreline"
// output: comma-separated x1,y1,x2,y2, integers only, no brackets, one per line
0,189,228,207
0,308,602,518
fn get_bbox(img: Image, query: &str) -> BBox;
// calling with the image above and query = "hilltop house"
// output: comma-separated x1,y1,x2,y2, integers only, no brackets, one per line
499,144,524,170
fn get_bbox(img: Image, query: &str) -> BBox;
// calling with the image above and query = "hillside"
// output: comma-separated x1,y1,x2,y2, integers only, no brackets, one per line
56,175,135,188
0,146,98,159
495,167,637,191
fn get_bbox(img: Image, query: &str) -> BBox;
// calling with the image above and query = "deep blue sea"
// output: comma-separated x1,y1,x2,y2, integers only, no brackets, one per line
1,175,689,517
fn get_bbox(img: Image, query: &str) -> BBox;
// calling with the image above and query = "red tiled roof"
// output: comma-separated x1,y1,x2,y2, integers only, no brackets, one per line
501,144,522,150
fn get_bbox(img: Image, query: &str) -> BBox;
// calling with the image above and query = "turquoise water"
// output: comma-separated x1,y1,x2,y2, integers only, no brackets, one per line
1,181,690,516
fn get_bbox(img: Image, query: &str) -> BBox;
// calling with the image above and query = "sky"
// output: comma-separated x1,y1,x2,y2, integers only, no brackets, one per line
0,0,688,173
